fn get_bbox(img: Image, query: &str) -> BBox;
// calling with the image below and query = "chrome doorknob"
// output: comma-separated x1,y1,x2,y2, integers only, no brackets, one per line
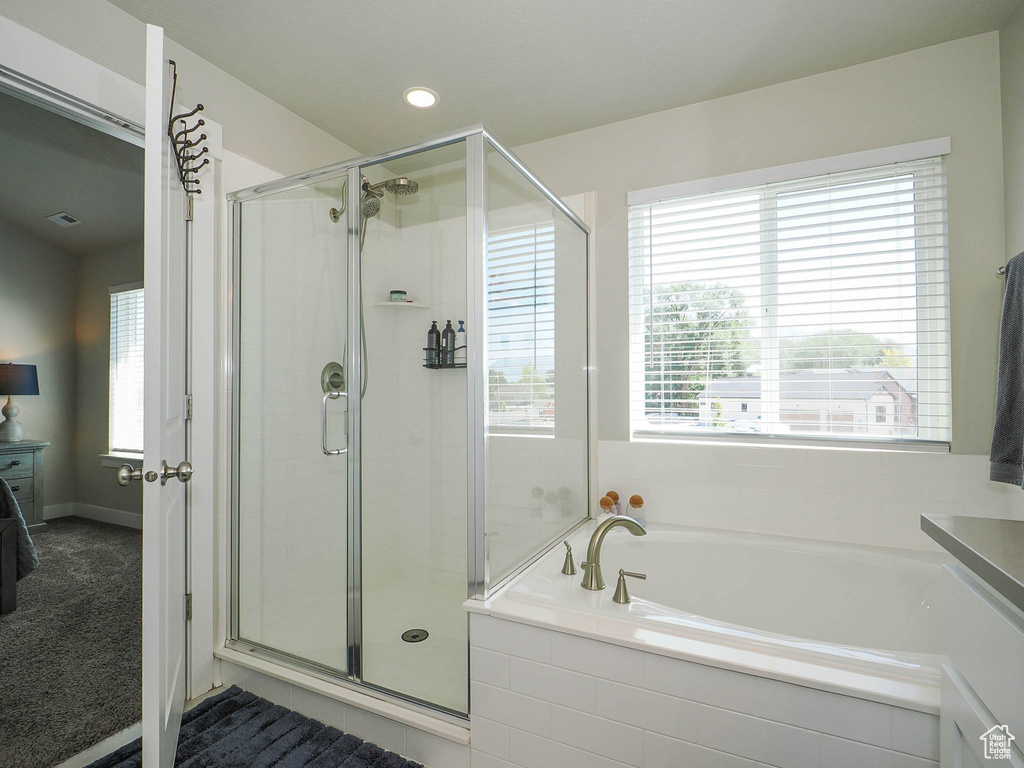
117,464,160,485
160,459,193,486
116,464,142,486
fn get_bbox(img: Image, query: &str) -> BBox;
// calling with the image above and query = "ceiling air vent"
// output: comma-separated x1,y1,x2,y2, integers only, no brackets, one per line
46,211,81,228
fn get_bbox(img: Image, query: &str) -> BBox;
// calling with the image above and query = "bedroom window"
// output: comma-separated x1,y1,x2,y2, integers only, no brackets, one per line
627,143,951,446
109,283,145,455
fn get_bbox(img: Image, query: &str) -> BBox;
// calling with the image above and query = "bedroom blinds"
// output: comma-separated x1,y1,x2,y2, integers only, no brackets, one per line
109,284,145,453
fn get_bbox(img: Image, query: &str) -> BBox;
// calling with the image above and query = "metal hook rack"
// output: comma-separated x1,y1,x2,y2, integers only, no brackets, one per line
167,61,209,195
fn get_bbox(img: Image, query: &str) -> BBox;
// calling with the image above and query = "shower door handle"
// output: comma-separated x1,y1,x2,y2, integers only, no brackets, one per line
321,391,348,455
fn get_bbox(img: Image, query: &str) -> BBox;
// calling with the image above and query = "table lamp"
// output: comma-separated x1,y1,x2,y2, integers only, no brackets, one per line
0,363,39,442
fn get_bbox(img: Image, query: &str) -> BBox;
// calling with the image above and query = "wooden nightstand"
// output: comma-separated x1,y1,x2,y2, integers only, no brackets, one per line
0,440,50,530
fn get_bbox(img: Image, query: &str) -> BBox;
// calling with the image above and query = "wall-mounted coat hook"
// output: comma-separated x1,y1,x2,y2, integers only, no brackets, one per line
167,61,209,195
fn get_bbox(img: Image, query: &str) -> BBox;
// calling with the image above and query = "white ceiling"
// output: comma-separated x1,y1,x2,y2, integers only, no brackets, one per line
0,91,143,254
106,0,1019,154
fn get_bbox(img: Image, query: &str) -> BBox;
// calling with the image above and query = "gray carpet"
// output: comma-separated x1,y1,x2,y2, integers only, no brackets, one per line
86,686,424,768
0,516,142,768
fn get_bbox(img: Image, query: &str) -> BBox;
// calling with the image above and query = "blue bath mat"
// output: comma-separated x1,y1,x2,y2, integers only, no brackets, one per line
85,685,423,768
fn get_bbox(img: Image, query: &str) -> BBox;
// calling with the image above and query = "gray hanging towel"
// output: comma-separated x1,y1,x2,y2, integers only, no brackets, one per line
991,251,1024,485
0,476,39,579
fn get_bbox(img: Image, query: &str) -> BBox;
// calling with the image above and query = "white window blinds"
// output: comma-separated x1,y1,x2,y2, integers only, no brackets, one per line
487,223,556,432
109,285,145,453
628,156,950,444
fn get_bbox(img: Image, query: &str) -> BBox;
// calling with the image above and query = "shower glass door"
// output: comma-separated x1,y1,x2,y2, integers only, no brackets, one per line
233,175,350,673
357,141,469,713
230,126,589,719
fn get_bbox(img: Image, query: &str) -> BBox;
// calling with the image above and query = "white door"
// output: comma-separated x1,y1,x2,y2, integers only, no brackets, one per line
142,23,190,768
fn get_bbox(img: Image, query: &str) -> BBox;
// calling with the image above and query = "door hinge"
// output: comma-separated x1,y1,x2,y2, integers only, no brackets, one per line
185,592,193,621
186,194,194,222
185,393,193,421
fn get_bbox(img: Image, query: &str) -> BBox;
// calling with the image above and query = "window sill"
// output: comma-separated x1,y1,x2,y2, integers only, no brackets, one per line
100,452,144,468
488,430,555,439
630,432,950,454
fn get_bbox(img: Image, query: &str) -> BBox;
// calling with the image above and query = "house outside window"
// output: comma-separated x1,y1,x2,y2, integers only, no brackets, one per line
487,223,555,433
627,146,950,445
109,283,144,455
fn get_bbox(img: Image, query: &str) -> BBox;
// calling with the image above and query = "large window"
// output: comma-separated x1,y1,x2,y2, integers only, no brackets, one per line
487,223,555,432
628,152,950,445
109,283,145,454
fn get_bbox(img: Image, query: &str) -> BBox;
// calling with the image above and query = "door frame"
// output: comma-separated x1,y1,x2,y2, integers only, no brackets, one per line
0,13,221,700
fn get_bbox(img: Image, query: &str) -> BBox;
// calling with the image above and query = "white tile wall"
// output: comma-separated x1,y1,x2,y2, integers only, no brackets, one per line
488,436,589,583
361,212,470,590
600,441,1024,551
469,613,939,768
356,205,472,712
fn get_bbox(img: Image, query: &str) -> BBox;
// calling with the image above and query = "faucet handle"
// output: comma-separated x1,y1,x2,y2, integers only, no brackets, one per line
561,540,577,575
612,569,647,604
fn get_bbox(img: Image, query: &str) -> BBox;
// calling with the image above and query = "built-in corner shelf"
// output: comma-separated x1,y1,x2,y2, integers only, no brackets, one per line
372,301,430,309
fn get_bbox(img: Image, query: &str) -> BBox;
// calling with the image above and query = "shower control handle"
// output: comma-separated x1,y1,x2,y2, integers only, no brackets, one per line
322,391,348,456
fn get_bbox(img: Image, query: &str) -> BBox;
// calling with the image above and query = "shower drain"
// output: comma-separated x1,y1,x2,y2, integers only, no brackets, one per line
401,628,429,643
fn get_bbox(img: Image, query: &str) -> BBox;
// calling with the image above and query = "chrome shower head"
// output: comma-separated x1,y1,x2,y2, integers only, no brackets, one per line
383,177,419,195
333,176,413,223
361,192,381,218
367,177,420,196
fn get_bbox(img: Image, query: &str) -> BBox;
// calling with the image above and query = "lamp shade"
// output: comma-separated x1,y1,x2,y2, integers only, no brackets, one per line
0,364,39,396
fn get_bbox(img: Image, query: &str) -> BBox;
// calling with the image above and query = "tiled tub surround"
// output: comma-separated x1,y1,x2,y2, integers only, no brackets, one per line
468,613,940,768
598,440,1024,552
466,517,948,767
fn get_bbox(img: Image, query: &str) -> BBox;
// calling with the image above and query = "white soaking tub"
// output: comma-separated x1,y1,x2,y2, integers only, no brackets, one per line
481,520,950,709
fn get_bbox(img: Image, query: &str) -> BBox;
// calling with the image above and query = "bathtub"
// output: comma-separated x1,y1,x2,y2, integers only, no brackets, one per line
479,520,950,710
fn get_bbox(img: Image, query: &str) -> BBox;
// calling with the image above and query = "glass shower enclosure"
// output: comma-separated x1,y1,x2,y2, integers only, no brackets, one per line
229,127,590,716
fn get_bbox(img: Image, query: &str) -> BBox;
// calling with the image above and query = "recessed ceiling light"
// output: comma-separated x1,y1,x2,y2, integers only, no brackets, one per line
403,87,439,109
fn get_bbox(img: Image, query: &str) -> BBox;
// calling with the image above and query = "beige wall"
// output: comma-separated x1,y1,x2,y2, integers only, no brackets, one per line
514,33,1006,455
0,217,78,504
0,222,145,514
1003,4,1024,261
0,0,358,176
74,239,144,516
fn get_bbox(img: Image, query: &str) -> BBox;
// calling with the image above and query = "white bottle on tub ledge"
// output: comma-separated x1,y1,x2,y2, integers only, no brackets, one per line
604,490,622,515
628,494,647,527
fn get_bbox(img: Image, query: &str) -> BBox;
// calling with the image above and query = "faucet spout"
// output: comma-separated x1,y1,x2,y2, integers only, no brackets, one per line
581,515,646,591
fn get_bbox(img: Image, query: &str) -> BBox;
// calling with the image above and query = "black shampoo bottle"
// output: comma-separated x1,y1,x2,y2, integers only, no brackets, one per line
427,321,441,366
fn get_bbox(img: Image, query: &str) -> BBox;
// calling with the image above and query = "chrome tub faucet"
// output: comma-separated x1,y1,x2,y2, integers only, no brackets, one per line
580,515,646,591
